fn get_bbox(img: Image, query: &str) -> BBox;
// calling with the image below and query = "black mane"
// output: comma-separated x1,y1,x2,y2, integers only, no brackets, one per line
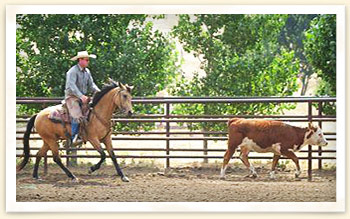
91,82,118,107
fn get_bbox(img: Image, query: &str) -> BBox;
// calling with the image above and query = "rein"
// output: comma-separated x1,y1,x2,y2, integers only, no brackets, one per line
90,89,122,141
91,108,113,141
91,108,111,129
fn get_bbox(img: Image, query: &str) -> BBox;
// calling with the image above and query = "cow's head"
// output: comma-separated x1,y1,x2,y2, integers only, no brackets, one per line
305,122,328,146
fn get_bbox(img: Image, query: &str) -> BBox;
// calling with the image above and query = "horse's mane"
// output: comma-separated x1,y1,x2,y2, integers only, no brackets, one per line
91,82,118,108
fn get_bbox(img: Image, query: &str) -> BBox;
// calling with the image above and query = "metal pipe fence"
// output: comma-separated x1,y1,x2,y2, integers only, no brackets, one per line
16,96,336,181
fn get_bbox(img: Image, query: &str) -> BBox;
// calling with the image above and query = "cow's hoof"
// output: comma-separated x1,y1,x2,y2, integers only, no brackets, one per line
121,176,130,182
269,175,276,180
220,175,226,180
269,171,276,180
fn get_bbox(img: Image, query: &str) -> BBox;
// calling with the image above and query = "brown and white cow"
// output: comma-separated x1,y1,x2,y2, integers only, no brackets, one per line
220,118,328,179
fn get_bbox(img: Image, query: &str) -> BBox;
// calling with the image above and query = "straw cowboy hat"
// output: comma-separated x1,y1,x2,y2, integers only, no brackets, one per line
70,51,97,61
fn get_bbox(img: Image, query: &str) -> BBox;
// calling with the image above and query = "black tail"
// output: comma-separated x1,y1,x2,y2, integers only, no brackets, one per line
17,114,37,172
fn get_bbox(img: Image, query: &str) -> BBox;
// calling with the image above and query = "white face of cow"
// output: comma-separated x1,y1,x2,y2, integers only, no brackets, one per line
305,123,328,146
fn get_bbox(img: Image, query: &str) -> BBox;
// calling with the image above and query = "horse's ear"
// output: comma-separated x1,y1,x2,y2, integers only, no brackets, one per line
118,81,126,90
126,84,134,93
108,78,118,86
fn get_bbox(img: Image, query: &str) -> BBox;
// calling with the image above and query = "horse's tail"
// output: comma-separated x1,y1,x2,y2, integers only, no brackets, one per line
17,114,37,172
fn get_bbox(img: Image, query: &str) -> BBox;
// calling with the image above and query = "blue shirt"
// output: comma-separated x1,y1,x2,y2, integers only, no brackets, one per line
65,64,100,98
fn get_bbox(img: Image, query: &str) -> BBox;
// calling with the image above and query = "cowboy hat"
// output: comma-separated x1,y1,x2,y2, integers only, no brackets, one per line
70,51,97,61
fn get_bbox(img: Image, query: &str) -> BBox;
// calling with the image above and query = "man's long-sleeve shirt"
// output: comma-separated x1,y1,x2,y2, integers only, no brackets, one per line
65,64,100,99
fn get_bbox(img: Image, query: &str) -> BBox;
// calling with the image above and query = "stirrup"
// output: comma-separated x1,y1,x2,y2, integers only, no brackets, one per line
72,135,84,146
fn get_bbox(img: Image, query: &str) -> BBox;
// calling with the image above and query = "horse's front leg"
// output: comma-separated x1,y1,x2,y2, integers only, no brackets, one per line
88,138,106,174
103,135,129,182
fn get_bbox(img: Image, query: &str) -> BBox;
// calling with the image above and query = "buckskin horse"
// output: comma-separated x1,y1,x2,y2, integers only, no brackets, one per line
17,80,133,182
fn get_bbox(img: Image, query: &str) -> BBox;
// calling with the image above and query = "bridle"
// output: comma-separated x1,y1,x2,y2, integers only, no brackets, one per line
90,89,124,140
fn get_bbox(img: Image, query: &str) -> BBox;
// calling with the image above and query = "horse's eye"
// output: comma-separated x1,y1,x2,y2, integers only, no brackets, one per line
123,95,127,99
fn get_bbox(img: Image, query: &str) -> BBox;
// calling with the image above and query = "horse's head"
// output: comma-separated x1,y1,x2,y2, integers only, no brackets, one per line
114,81,133,117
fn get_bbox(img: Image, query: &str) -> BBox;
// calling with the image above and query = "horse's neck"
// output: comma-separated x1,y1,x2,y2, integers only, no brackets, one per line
93,90,117,121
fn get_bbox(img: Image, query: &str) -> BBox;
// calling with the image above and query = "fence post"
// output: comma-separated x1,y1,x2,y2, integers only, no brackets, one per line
66,146,70,167
203,138,208,163
318,102,323,170
44,155,48,175
307,101,313,182
165,102,170,169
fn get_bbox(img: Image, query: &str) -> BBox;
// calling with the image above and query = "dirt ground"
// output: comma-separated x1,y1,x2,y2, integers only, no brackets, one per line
16,163,336,202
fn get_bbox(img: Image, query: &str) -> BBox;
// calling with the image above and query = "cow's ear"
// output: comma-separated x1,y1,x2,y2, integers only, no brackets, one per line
308,122,313,129
306,130,314,139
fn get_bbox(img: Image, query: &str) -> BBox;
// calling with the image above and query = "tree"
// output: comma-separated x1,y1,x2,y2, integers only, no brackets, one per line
170,14,300,131
278,14,317,95
17,14,179,98
304,14,336,114
16,14,181,130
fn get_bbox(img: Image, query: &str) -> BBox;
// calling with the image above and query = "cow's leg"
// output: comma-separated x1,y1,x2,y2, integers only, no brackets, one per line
269,154,280,179
220,149,235,179
282,151,301,178
239,147,257,178
221,131,242,179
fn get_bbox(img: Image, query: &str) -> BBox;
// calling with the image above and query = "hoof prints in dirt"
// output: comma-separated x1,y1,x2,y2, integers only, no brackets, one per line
16,165,336,202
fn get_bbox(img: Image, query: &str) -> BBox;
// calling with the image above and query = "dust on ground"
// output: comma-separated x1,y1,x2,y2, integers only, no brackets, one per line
16,163,336,202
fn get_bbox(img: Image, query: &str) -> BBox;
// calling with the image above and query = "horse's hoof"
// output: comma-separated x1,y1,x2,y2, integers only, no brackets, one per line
220,175,226,180
121,176,130,182
72,177,79,183
88,168,93,174
33,177,43,181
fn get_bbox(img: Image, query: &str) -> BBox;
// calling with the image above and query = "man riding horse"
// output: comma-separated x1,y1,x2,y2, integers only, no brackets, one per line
64,51,100,143
17,50,134,181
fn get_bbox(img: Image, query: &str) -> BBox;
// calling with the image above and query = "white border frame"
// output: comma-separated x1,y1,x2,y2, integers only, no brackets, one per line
6,5,346,212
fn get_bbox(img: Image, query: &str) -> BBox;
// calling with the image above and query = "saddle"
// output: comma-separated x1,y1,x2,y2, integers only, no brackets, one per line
48,103,91,143
48,105,71,123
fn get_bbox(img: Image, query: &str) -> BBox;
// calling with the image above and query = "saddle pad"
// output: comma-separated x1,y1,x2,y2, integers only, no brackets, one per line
48,105,71,124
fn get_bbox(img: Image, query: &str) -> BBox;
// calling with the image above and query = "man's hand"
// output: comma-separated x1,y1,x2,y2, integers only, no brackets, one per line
80,95,89,104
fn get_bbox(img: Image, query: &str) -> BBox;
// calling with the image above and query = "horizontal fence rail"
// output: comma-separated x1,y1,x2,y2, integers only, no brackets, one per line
16,96,336,181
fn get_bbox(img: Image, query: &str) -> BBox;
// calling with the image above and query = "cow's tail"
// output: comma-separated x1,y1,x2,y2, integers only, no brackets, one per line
227,118,240,127
17,114,37,172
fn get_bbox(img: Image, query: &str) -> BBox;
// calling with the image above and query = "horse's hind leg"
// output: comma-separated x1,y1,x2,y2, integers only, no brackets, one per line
88,138,106,174
103,136,129,182
46,139,78,181
33,142,49,179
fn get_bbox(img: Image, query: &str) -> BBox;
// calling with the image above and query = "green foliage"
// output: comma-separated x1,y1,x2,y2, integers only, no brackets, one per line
16,14,337,132
170,14,299,131
16,14,180,129
278,14,318,95
304,14,336,114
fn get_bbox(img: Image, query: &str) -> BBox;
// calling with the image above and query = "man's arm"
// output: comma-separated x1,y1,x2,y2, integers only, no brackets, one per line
87,70,100,93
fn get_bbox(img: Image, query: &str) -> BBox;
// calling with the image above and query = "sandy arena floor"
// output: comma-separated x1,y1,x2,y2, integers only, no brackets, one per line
16,163,336,202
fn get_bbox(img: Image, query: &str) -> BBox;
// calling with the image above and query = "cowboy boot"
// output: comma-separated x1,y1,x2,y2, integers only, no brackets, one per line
71,120,81,143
